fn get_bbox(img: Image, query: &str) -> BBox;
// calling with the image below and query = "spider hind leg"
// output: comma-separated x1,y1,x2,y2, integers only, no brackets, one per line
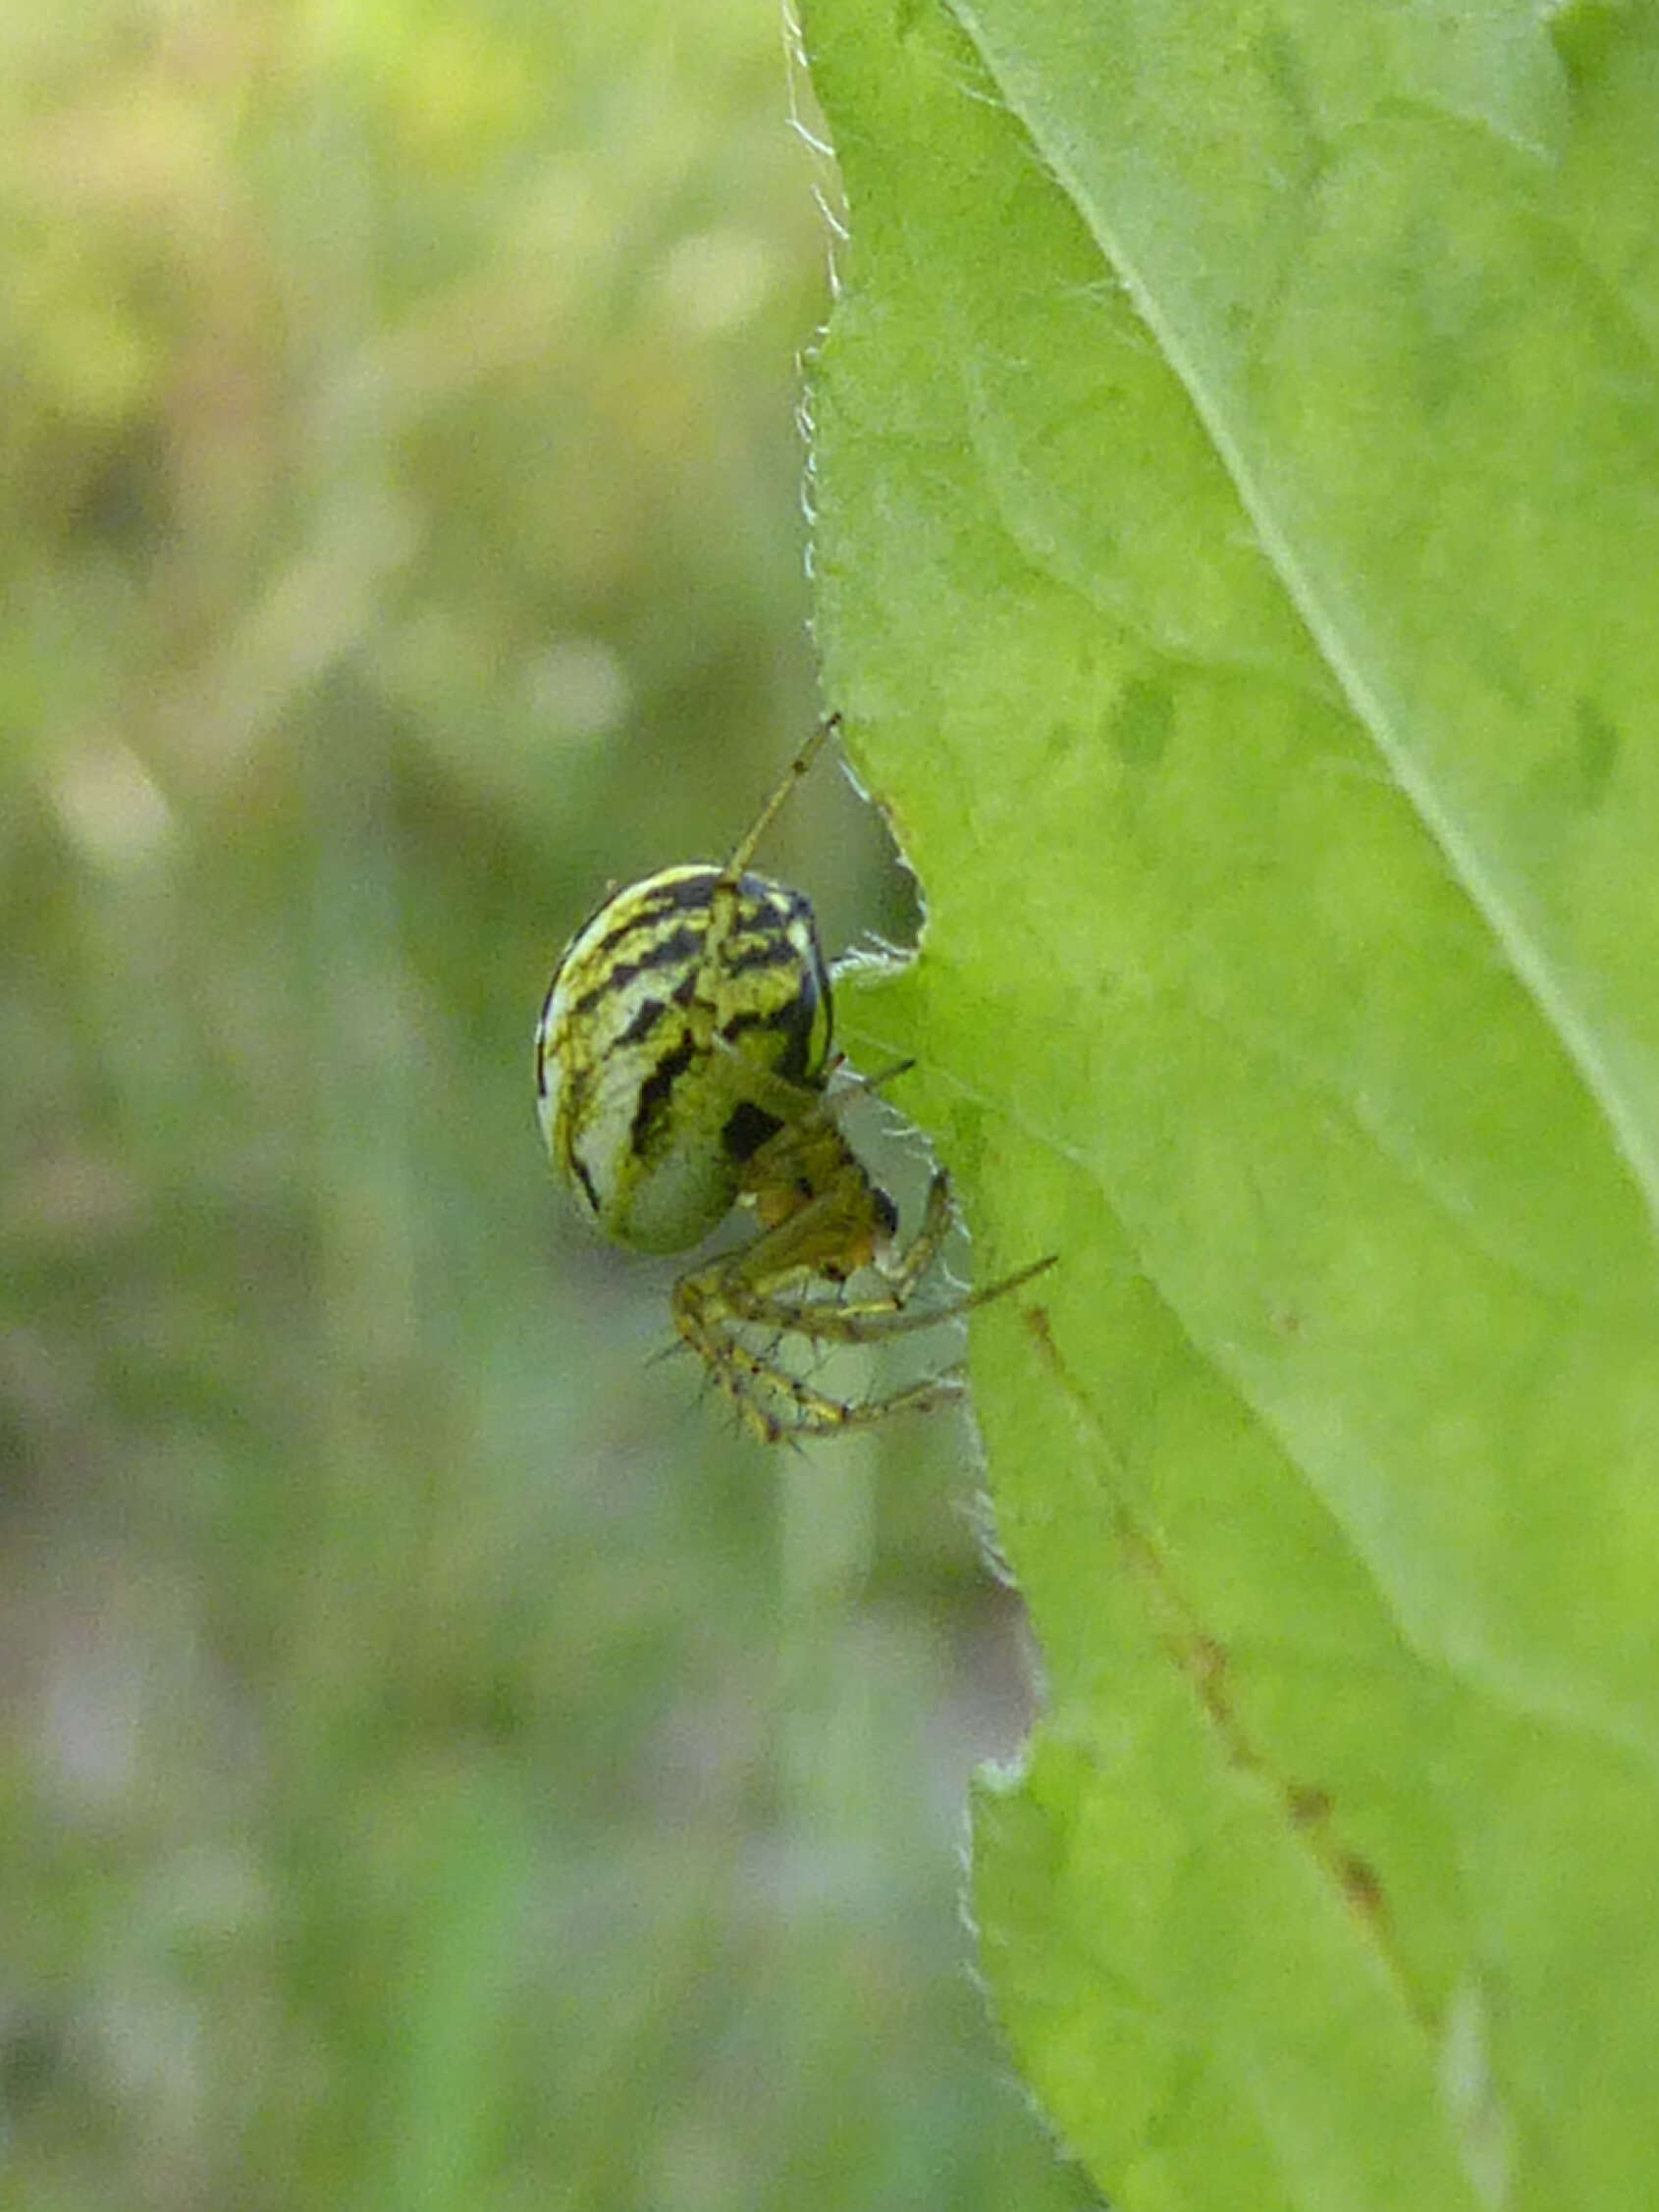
669,1123,1052,1439
672,1299,968,1444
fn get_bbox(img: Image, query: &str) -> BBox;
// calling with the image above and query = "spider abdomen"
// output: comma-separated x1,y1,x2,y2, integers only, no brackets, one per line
536,861,832,1254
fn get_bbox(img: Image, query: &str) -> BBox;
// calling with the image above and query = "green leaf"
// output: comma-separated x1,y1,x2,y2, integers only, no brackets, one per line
802,0,1659,2205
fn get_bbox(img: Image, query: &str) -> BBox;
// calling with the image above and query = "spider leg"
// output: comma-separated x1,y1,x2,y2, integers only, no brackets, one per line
720,1164,1051,1337
698,1250,1056,1345
707,1032,825,1125
830,1055,916,1097
675,1318,968,1443
722,714,839,876
779,1370,967,1437
673,1162,1054,1350
872,1169,954,1304
868,1174,1058,1319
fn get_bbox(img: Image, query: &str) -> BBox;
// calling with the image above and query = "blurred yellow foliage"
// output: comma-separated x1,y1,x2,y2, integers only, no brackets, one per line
0,4,1092,2207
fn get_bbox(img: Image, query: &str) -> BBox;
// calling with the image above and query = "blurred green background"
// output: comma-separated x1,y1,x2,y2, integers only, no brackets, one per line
0,2,1098,2205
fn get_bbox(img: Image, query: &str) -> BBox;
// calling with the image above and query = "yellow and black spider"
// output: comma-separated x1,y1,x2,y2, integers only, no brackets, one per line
534,717,1051,1441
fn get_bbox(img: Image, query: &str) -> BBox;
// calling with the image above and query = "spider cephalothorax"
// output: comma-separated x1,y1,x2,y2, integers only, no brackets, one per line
535,717,1050,1441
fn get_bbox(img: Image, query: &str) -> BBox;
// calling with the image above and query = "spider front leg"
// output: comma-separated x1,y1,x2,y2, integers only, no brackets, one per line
669,1158,1054,1441
699,1170,1053,1346
669,1246,969,1444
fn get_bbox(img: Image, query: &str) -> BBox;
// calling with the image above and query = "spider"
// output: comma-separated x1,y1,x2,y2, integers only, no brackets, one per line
534,715,1052,1441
